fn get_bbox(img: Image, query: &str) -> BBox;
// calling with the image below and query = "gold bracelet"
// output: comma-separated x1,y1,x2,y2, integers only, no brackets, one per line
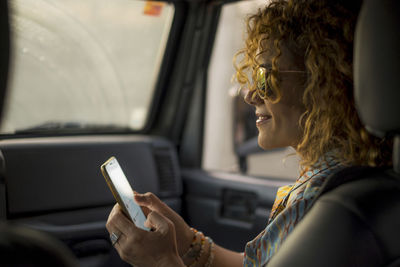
204,237,215,267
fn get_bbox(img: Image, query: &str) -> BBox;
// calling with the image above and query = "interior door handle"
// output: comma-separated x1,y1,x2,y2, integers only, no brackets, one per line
220,189,257,223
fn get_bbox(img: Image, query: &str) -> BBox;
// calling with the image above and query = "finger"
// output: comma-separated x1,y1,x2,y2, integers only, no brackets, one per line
106,204,121,233
111,234,127,261
145,211,172,235
110,230,127,249
106,206,127,248
141,205,152,217
134,192,167,212
107,204,138,236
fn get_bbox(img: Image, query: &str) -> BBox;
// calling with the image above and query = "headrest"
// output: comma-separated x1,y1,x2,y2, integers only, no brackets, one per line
354,0,400,137
0,0,10,121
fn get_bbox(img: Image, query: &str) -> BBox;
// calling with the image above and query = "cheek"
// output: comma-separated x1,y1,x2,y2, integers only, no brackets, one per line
281,106,304,141
266,104,304,146
269,88,304,127
268,104,294,127
278,104,304,131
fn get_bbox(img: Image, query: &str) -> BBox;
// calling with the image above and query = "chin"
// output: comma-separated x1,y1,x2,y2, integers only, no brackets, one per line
258,133,290,150
258,135,277,150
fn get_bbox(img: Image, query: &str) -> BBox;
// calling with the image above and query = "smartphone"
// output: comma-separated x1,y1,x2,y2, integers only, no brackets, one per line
101,156,150,231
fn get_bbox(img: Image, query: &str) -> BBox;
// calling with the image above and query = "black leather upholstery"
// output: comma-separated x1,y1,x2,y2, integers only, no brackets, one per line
268,167,400,267
0,223,78,267
354,0,400,137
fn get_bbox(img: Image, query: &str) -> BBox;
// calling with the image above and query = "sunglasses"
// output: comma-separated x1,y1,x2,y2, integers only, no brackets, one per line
256,66,273,99
256,65,306,100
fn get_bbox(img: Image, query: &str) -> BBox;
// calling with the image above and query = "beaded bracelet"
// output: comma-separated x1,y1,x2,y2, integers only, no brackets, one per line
182,228,203,259
188,234,206,267
182,228,214,267
204,237,215,267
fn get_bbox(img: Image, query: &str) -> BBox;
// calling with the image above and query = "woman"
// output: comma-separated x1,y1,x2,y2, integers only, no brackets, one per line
106,0,392,266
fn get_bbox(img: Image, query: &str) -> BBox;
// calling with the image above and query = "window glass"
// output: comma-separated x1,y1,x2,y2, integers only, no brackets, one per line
3,0,174,134
203,0,299,180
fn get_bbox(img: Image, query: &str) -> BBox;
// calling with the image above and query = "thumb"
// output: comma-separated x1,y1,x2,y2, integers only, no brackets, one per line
145,211,172,235
134,192,166,212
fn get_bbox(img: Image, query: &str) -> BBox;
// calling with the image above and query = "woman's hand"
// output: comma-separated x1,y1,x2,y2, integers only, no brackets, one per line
106,204,184,267
134,192,194,257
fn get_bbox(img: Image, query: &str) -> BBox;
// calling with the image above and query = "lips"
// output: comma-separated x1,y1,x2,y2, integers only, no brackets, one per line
256,113,272,126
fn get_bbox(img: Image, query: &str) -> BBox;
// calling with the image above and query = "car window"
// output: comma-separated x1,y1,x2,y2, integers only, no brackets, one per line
3,0,174,134
203,0,299,180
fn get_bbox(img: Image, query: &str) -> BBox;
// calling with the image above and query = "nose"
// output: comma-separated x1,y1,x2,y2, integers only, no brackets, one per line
244,89,263,106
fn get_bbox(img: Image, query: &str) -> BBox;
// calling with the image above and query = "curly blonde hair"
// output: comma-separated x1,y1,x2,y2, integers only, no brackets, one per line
235,0,392,168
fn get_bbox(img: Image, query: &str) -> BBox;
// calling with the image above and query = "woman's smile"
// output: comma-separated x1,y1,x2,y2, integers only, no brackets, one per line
256,112,272,126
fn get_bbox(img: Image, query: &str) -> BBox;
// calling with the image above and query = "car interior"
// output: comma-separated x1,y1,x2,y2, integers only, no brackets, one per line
0,0,399,266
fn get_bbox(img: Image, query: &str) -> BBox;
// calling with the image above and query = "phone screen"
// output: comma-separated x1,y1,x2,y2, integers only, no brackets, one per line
104,157,150,231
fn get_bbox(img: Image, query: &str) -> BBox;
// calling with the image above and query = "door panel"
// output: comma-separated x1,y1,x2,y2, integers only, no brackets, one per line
182,169,291,252
0,135,182,266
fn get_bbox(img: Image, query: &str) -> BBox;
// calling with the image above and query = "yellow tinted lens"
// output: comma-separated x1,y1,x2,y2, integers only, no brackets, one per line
256,67,266,98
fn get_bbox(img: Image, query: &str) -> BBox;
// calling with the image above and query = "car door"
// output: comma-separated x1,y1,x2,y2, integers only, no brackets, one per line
1,0,297,265
2,1,183,266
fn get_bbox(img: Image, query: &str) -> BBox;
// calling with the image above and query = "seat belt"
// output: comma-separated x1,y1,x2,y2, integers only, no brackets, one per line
307,165,395,215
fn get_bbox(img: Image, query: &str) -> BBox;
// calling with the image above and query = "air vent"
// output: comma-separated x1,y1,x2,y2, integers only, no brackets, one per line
153,148,180,195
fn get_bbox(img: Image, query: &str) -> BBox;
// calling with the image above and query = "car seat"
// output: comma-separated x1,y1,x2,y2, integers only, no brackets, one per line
267,0,400,266
0,223,78,267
